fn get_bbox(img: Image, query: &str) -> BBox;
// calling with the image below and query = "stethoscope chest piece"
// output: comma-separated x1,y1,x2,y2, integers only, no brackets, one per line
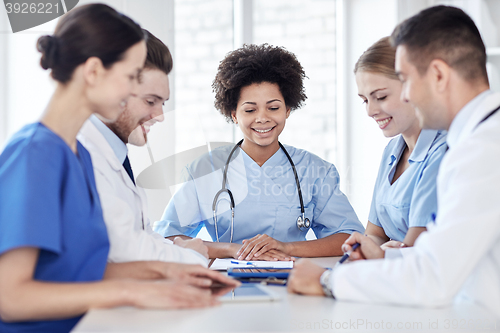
296,214,311,232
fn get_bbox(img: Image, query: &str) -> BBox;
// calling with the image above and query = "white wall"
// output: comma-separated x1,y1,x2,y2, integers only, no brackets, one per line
253,0,338,162
341,0,397,225
0,13,57,150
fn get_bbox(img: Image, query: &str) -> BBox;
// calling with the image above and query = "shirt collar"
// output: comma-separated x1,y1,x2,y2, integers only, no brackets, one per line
388,129,439,165
389,135,406,166
90,115,128,164
447,89,493,148
409,129,440,163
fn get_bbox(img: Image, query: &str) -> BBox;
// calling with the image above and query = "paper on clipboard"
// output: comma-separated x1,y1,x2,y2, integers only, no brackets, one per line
210,258,294,270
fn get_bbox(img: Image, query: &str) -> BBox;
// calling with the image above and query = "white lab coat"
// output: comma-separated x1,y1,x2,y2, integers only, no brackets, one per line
331,91,500,317
78,120,207,266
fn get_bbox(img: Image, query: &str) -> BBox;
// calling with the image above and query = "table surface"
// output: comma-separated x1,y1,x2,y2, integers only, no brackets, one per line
72,257,500,333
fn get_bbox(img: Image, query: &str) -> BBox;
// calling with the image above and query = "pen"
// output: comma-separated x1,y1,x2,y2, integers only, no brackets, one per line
230,260,253,265
336,242,360,265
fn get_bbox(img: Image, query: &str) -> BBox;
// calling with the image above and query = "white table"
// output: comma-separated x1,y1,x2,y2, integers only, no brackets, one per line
72,258,500,332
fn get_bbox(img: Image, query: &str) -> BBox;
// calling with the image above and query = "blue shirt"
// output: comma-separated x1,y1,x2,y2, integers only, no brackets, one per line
155,144,364,243
368,129,447,241
0,123,109,333
89,115,128,163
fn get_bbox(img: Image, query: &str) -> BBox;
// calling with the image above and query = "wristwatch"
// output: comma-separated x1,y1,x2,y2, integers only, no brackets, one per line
320,269,335,298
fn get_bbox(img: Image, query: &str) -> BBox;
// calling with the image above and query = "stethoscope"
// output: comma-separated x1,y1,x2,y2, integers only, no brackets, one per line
212,139,310,243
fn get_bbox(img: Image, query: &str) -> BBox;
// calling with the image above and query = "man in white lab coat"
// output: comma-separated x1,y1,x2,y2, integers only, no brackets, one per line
288,5,500,317
78,30,208,266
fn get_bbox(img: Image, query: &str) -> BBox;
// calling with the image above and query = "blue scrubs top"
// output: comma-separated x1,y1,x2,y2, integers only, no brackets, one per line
155,144,364,243
0,123,109,333
368,129,447,241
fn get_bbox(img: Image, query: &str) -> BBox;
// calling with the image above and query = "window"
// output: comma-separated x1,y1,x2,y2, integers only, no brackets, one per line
172,0,338,167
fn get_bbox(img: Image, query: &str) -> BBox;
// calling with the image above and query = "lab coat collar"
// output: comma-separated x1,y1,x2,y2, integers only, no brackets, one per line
89,115,128,164
79,119,139,193
79,119,129,175
447,89,494,149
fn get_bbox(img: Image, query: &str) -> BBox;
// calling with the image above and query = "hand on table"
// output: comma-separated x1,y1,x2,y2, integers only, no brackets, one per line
236,234,293,261
245,249,294,261
161,262,241,288
174,237,209,259
287,259,326,296
129,280,221,309
380,240,406,251
342,232,384,261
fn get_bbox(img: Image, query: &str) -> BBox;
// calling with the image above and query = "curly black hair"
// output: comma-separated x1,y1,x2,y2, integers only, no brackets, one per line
212,44,307,123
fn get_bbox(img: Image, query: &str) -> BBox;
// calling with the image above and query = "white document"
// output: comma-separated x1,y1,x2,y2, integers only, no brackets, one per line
210,258,294,270
217,284,282,302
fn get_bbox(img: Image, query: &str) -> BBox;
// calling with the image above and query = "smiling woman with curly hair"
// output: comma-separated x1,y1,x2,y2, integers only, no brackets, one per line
213,44,307,121
155,44,365,260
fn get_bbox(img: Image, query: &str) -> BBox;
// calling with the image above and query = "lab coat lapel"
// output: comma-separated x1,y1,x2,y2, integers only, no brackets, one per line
78,120,142,196
78,120,149,231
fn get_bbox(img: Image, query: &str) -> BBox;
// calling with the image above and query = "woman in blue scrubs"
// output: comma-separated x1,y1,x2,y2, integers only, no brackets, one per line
0,4,235,333
354,37,447,248
155,44,365,260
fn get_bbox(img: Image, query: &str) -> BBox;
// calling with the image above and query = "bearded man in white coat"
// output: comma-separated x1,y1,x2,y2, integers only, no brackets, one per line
78,30,208,265
288,5,500,317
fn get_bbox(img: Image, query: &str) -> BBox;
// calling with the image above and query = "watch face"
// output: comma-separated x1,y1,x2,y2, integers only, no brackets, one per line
320,269,334,298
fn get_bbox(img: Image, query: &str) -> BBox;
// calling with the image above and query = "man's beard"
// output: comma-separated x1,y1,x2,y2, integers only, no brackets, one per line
106,111,135,144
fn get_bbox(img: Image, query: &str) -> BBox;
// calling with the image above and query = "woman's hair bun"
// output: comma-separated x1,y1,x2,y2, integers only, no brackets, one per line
34,4,144,83
37,35,58,70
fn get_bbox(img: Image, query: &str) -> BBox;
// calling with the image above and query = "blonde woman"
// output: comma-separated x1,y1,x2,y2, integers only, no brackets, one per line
354,37,447,252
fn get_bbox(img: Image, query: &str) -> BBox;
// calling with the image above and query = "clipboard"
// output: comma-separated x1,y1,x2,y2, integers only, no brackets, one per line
227,267,291,279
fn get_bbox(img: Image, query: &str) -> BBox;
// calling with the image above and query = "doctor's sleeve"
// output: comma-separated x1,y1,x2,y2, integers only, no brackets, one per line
311,165,365,239
153,166,205,238
330,133,500,306
408,142,447,227
92,167,207,266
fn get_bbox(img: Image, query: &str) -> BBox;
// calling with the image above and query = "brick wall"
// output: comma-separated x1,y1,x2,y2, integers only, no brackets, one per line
174,0,337,163
253,0,337,162
174,0,234,155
